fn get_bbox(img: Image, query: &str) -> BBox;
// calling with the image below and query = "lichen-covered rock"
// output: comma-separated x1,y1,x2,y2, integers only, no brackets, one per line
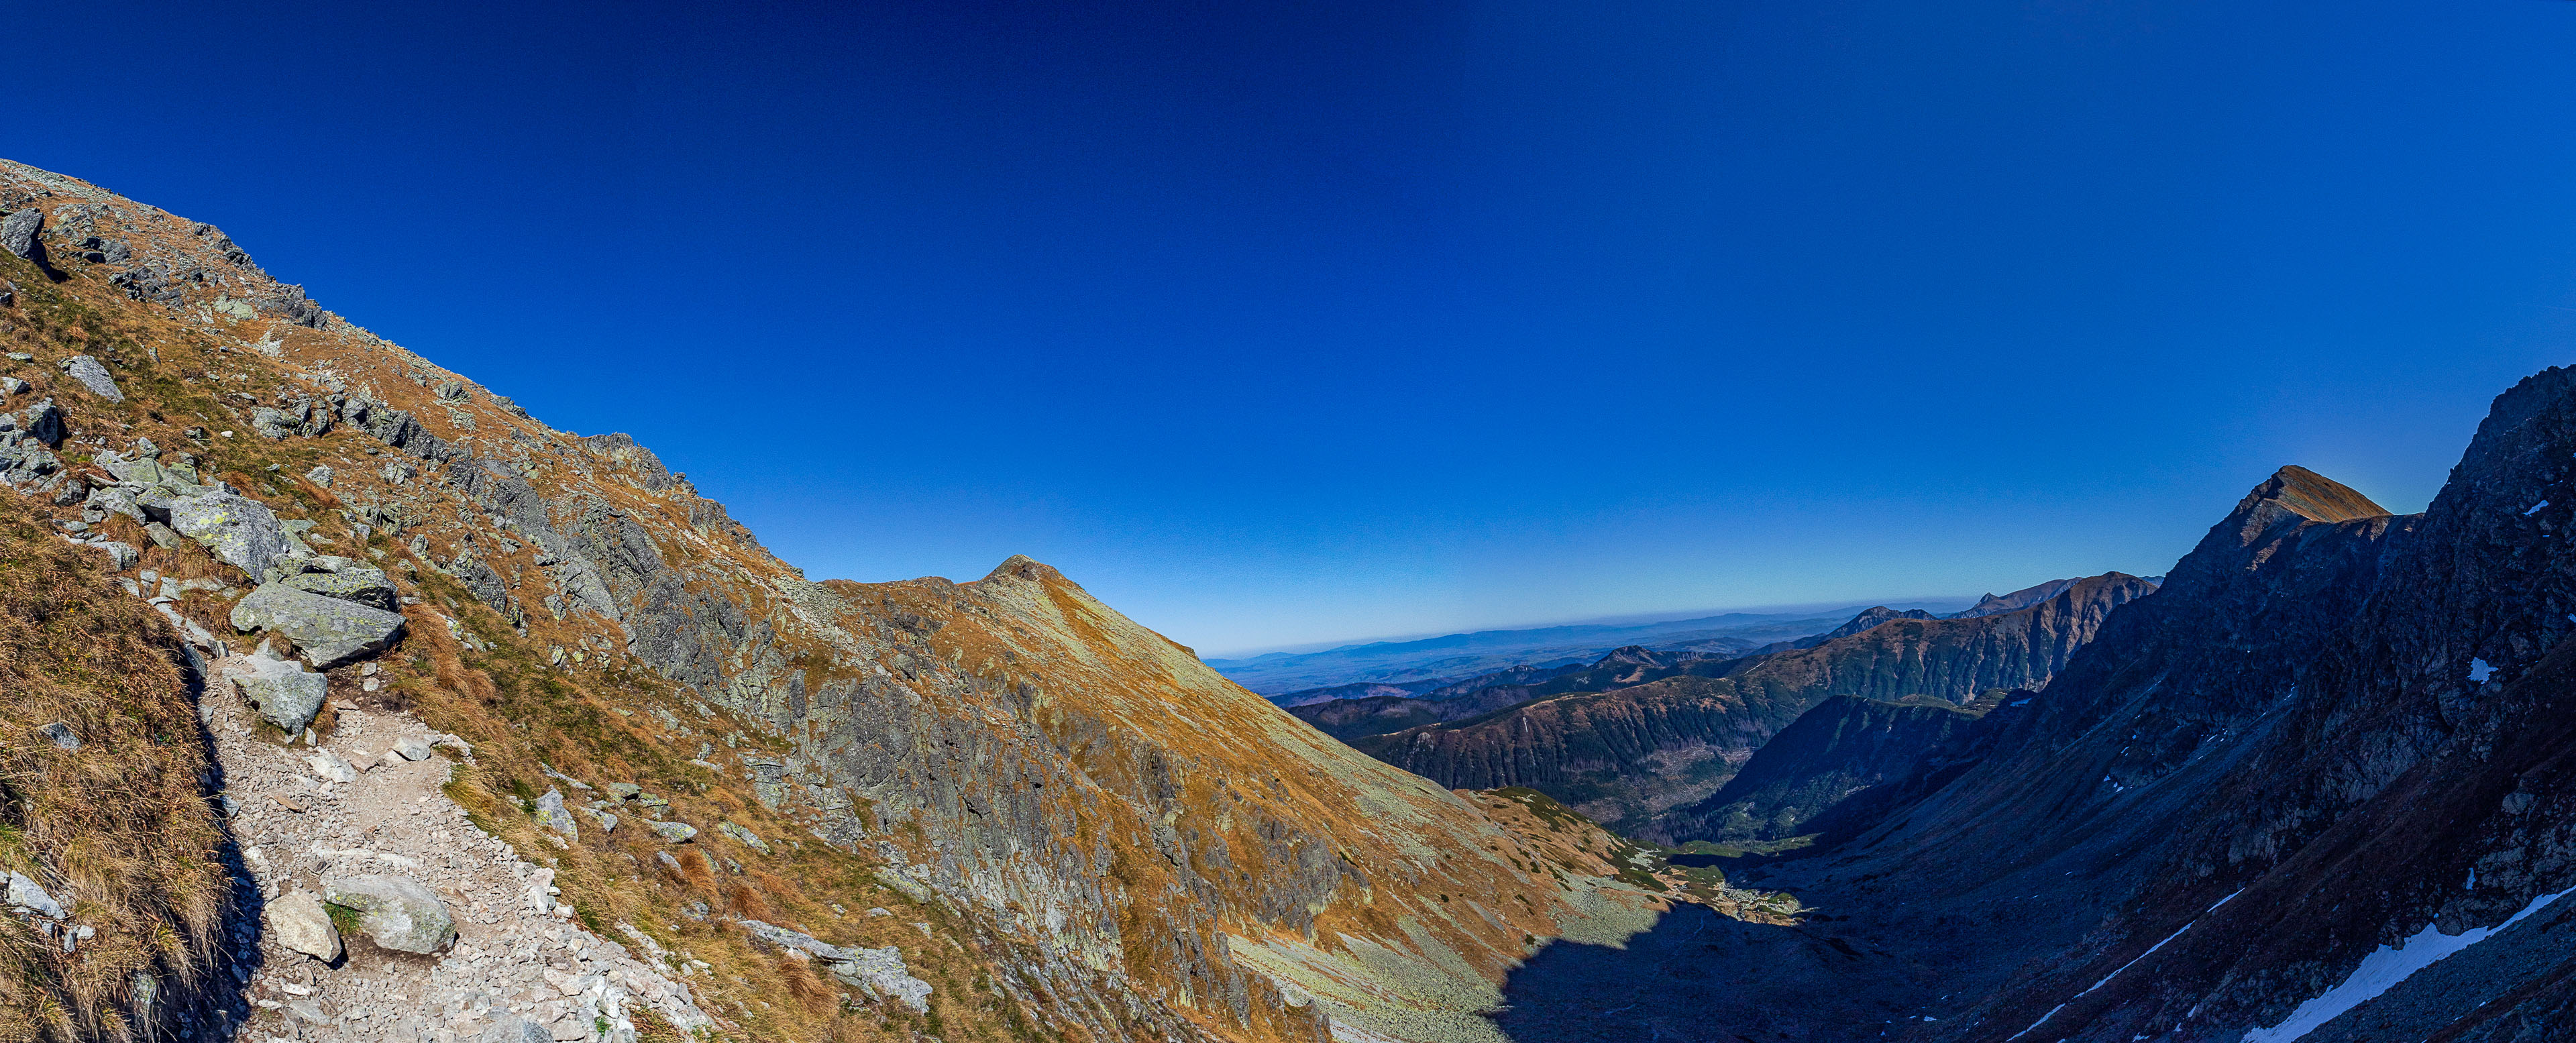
172,490,298,578
533,788,578,843
269,889,341,961
646,820,697,843
716,820,769,854
321,874,454,954
229,584,406,669
275,557,398,611
231,650,327,732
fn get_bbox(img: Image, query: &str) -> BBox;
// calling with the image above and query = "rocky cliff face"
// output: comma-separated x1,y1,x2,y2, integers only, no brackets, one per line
0,158,1694,1043
1344,575,2154,837
1705,404,2576,1040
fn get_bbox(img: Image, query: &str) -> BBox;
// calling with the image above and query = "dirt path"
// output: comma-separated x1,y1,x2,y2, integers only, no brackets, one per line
197,649,716,1043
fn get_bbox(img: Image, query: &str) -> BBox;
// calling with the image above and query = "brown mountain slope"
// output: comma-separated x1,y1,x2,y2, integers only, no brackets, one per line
1348,573,2156,838
0,158,1688,1043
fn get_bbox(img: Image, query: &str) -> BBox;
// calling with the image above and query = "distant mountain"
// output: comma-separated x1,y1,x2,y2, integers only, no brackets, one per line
1654,692,1995,844
1207,604,1953,694
1342,573,2157,836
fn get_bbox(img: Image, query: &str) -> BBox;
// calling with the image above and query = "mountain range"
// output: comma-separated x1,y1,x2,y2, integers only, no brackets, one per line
7,155,2576,1043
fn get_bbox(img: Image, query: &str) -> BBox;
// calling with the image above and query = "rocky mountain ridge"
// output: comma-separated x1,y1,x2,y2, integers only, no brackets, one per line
0,158,1725,1043
1338,573,2155,838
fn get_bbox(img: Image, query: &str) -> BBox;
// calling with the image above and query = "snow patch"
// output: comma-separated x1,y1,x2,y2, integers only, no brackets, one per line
2469,658,2496,683
2241,885,2576,1042
2526,500,2550,516
2010,891,2241,1040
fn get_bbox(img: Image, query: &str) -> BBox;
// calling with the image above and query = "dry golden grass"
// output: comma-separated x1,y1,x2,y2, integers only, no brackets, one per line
0,498,227,1042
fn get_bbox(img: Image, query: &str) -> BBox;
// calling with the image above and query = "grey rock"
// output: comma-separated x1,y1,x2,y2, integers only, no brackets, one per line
5,872,62,919
478,1017,551,1043
171,491,297,578
0,441,57,487
85,484,144,523
230,584,406,669
717,820,770,855
276,559,398,612
434,379,468,402
321,874,454,954
306,749,357,784
582,807,618,833
830,945,934,1012
268,889,342,961
647,820,698,843
391,736,434,761
605,781,642,801
739,918,853,960
304,464,331,488
0,378,23,395
0,209,40,260
142,523,181,550
59,356,121,403
91,541,139,570
232,651,328,732
655,851,682,874
533,787,578,843
32,722,76,750
18,398,62,447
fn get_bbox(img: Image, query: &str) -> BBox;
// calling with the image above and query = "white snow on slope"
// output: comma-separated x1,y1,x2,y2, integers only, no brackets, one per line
2241,885,2576,1042
2009,891,2242,1040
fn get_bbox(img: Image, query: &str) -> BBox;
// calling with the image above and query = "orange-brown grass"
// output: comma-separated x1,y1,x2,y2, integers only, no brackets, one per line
0,500,227,1043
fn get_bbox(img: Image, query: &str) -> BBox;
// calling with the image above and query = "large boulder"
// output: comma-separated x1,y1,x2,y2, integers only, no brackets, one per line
230,584,405,669
231,651,327,732
274,557,398,611
268,889,342,961
321,875,453,954
0,209,40,260
15,398,62,448
59,356,121,402
171,491,299,578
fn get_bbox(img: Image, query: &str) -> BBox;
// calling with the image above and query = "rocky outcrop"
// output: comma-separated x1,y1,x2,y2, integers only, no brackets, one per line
1348,573,2156,834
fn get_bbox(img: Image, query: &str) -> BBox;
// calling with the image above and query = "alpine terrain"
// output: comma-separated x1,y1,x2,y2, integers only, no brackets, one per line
6,154,2576,1043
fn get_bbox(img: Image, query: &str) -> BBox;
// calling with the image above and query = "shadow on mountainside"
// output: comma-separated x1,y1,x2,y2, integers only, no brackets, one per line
1488,904,1933,1043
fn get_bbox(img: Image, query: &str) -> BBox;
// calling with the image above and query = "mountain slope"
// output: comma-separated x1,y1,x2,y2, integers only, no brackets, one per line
1699,420,2576,1040
0,158,1691,1043
1344,574,2155,836
1657,694,1988,844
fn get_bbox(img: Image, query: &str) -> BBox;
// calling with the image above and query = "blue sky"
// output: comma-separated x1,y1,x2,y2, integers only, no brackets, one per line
13,1,2576,656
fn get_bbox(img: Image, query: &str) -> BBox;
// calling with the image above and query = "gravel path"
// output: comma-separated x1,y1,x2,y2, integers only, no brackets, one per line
201,653,716,1043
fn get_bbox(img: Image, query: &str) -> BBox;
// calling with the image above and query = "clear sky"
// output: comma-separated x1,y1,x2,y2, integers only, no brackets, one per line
13,1,2576,657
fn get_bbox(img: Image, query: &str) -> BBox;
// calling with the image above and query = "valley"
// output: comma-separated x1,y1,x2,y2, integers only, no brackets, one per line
1,153,2574,1043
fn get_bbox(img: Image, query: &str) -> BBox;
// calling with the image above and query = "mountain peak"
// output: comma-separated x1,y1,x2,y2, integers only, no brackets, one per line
2251,465,2389,524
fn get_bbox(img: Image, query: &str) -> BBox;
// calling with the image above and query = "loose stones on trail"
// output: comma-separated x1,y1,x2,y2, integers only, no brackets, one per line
231,649,329,732
321,874,455,954
269,889,343,962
